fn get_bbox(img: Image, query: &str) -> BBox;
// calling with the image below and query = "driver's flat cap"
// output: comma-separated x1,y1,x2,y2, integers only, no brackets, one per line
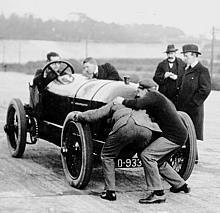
138,79,158,89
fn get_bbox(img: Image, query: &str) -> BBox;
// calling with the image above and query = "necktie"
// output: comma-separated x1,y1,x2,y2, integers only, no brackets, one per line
185,65,191,71
169,63,173,68
93,73,98,78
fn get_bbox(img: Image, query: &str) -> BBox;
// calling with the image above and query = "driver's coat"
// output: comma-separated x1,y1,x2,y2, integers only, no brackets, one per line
77,101,161,135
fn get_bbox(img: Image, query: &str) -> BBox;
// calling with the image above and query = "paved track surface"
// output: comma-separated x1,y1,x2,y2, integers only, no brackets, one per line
0,72,219,213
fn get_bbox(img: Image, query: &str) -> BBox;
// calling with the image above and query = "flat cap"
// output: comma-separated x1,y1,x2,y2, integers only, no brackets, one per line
138,79,158,89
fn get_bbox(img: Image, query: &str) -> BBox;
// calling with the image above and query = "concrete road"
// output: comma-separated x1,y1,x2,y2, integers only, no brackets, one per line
0,72,219,213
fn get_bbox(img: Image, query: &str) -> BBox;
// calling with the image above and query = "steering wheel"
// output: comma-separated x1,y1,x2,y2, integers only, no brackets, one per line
42,60,75,85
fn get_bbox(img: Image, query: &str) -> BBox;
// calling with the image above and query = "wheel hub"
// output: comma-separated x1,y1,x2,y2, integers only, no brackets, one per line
27,117,38,144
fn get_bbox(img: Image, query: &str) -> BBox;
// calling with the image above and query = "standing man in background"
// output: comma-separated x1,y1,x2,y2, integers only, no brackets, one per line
153,44,185,106
177,44,211,142
82,57,122,81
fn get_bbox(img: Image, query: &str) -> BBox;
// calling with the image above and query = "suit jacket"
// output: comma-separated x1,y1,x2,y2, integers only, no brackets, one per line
96,63,122,81
77,102,161,135
122,91,188,145
153,57,185,105
177,62,211,140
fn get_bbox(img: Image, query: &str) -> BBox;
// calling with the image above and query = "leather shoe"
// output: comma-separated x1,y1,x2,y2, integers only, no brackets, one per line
100,190,116,201
139,193,166,204
170,184,191,193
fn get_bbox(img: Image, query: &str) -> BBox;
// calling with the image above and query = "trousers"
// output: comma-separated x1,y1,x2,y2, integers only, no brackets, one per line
140,137,185,191
101,118,152,191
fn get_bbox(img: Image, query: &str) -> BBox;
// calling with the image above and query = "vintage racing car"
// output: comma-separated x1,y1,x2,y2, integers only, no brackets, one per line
4,60,197,189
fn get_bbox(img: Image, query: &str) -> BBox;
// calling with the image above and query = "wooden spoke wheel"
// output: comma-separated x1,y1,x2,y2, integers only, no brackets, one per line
61,113,93,189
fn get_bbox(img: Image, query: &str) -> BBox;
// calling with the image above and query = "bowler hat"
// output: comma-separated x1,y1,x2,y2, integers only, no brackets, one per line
164,44,178,53
181,44,201,55
138,79,158,89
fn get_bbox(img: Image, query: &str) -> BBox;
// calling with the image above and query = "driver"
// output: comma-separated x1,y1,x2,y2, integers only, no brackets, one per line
33,52,60,92
33,52,73,92
29,52,73,115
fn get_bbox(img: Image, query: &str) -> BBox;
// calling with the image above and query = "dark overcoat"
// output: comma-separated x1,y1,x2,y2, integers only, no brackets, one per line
97,63,122,81
177,62,211,140
33,69,57,92
153,57,185,105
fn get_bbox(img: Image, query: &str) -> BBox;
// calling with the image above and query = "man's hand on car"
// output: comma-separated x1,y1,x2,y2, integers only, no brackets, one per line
113,97,124,105
70,111,82,122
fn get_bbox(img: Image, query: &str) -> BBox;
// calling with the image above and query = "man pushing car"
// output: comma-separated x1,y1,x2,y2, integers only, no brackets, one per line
71,78,191,203
114,78,190,204
71,97,161,201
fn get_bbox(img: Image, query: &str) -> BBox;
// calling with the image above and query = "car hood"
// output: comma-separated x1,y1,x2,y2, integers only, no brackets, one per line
47,74,137,103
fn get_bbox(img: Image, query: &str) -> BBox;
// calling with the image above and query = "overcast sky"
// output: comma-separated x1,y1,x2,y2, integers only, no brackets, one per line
1,0,219,38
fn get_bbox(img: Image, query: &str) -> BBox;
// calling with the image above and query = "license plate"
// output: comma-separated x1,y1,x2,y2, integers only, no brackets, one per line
115,158,142,168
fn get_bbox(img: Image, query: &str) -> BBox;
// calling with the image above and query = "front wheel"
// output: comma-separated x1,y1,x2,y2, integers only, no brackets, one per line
61,113,93,189
5,98,27,157
168,111,197,180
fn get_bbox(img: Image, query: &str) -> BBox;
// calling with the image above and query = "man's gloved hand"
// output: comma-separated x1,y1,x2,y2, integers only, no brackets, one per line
45,69,59,80
43,70,59,86
57,74,74,84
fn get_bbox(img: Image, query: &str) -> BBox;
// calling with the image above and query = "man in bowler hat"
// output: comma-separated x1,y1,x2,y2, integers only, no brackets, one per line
177,44,211,142
153,44,185,106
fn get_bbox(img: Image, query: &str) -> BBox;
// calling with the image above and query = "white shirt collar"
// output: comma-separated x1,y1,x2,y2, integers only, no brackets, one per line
185,60,199,70
191,60,198,68
169,63,173,68
94,65,98,74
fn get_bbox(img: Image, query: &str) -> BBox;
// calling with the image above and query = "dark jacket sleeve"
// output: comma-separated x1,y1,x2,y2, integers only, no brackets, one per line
78,102,114,122
123,94,153,110
103,63,122,81
33,69,45,92
33,68,57,92
191,67,211,106
33,69,43,85
153,62,166,85
176,58,186,87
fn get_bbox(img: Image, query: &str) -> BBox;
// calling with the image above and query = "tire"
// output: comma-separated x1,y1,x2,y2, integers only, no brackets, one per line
61,113,93,189
168,111,197,180
5,98,27,157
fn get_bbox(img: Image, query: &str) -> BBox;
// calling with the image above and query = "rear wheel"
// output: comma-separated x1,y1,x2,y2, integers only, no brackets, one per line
61,113,93,189
168,111,197,180
5,98,27,157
